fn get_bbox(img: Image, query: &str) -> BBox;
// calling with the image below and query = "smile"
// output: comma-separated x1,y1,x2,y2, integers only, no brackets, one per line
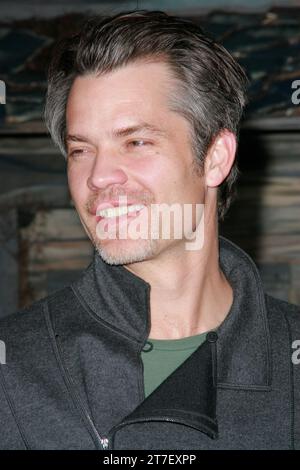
96,204,146,219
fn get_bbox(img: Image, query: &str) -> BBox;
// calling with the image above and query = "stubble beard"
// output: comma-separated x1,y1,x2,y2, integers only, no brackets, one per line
91,230,159,265
83,189,158,265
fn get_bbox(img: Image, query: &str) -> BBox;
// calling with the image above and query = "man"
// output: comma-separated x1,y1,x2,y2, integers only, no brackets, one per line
0,10,299,450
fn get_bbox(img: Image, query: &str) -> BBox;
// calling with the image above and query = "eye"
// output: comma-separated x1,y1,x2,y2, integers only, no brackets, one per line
68,148,88,158
128,140,151,148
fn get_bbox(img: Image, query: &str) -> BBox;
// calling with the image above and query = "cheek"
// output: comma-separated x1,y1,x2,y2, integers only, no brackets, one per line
67,165,88,203
127,157,162,193
144,155,184,187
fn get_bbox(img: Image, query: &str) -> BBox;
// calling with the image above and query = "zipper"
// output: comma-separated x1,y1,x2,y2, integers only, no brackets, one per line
54,335,108,449
44,304,110,450
100,437,109,450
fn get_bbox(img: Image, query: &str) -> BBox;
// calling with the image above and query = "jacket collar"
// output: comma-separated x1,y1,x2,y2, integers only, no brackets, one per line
217,236,272,390
72,236,272,391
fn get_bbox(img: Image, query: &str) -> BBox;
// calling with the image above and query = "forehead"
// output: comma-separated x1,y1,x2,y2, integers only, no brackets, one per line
67,60,176,111
66,60,180,135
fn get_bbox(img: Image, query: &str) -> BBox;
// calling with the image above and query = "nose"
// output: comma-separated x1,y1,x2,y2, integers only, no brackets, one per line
87,149,128,191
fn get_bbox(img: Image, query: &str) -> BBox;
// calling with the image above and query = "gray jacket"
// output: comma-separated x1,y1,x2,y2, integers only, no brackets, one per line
0,236,299,450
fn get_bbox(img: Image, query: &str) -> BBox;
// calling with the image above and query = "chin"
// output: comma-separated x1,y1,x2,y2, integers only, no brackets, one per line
93,238,157,266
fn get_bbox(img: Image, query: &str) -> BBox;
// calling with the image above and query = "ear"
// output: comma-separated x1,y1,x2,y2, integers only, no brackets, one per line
204,130,237,187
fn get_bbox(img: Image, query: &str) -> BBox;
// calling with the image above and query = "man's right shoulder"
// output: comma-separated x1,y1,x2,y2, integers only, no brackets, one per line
0,286,73,343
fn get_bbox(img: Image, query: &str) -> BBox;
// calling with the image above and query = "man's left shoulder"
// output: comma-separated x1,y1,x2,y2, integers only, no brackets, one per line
265,293,300,331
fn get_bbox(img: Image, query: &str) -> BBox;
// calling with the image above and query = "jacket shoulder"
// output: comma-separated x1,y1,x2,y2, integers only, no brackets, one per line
265,293,300,316
0,286,73,345
265,293,300,333
265,296,300,449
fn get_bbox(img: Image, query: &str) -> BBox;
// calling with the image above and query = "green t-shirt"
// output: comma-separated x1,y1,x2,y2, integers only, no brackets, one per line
141,331,208,398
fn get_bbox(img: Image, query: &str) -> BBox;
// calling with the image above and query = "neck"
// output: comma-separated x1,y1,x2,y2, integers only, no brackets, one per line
124,198,233,340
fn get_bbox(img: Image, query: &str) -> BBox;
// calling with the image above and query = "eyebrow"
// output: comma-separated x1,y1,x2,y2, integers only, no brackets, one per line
66,122,169,144
112,123,168,139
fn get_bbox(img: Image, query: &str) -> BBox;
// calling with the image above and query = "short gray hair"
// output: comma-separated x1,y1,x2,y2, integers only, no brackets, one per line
44,10,249,219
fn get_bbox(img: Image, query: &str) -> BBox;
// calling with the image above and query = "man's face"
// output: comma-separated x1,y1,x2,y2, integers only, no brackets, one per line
66,60,206,265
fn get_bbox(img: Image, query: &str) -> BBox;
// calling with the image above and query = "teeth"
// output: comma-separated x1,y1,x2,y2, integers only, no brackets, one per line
97,205,145,219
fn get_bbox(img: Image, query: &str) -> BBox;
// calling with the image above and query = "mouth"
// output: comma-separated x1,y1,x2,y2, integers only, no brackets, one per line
96,204,146,219
95,204,147,224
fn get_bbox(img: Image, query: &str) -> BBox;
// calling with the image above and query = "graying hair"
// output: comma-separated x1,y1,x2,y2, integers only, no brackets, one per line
44,10,249,219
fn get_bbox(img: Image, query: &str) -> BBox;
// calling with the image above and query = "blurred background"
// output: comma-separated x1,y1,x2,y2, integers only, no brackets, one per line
0,0,300,317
